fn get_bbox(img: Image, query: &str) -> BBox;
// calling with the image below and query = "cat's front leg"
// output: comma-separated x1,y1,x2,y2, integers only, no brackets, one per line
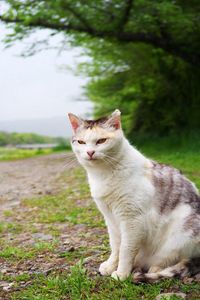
111,221,139,281
99,218,120,276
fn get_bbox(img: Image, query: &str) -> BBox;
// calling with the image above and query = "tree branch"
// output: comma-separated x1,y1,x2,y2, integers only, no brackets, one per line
0,15,199,67
60,2,94,32
0,15,94,34
117,0,134,31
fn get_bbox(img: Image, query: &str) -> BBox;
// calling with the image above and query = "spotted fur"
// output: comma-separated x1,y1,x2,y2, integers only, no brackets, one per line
133,258,200,283
151,161,200,214
68,109,200,282
84,117,109,129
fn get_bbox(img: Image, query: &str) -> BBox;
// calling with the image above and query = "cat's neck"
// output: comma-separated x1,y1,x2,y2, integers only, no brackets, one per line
84,137,147,177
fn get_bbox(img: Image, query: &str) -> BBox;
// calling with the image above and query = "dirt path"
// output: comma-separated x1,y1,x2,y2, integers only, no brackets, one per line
0,153,106,298
0,153,77,212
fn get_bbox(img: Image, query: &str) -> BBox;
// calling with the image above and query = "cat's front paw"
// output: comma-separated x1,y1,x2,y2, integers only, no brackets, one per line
111,270,129,281
99,260,117,276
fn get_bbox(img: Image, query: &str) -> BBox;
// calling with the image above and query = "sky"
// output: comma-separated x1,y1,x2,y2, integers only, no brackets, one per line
0,23,93,124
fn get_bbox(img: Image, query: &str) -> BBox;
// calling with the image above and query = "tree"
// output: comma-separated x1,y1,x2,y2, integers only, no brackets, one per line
1,0,200,135
80,40,200,136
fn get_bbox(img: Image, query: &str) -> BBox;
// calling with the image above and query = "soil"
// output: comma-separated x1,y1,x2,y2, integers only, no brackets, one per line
0,153,106,298
0,153,76,213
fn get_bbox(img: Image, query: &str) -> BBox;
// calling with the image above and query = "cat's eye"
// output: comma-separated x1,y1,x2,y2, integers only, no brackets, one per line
78,140,86,144
96,138,107,145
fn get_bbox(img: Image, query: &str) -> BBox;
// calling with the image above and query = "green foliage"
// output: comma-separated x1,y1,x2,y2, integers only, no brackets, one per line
53,139,71,151
0,131,67,146
81,41,200,136
1,1,200,134
0,147,52,161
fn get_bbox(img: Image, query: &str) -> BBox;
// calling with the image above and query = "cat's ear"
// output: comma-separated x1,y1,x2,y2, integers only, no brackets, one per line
107,109,121,129
68,113,83,132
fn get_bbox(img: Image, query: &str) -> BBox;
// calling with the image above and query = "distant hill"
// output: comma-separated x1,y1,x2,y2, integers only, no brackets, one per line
0,131,68,147
0,116,71,138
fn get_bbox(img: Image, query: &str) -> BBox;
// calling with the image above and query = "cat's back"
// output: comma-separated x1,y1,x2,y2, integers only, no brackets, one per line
151,160,200,214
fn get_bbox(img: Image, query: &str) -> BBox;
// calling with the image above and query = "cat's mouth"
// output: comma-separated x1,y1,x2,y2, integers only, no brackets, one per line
87,157,98,161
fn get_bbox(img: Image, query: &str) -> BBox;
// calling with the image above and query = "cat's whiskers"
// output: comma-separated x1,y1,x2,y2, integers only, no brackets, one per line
103,154,123,168
62,153,76,158
104,154,119,163
63,155,77,163
106,153,139,168
62,158,78,170
102,156,118,169
101,157,114,168
104,155,137,170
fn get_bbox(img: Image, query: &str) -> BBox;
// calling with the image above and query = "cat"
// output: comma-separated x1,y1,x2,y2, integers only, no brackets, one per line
68,109,200,282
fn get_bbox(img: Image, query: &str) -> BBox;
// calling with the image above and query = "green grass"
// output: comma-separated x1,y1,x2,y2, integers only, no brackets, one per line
21,168,104,228
0,241,58,261
0,221,23,234
0,246,35,260
0,147,55,161
1,135,200,299
11,263,200,300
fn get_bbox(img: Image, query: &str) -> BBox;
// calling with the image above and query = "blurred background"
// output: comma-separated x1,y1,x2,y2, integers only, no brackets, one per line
0,0,200,157
0,24,92,138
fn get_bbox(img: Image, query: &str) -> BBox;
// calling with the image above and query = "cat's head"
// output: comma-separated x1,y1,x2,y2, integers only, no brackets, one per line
68,109,123,167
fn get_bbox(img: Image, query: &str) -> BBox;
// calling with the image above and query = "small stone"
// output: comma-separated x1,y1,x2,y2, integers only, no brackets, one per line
2,282,15,291
74,224,86,230
91,271,98,275
66,246,75,252
83,257,91,264
156,292,186,300
194,272,200,281
44,268,55,275
183,276,194,284
32,233,53,241
0,281,8,288
63,239,71,245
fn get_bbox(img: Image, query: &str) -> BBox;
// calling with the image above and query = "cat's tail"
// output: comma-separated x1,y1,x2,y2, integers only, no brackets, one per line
133,258,200,283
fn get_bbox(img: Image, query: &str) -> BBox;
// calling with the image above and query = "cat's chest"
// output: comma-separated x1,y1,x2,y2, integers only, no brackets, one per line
88,173,118,199
87,170,139,202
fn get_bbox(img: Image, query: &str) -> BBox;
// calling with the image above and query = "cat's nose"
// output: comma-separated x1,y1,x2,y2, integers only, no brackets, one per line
87,151,95,159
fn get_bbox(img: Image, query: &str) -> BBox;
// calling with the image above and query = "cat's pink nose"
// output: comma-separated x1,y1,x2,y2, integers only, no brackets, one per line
87,151,95,159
